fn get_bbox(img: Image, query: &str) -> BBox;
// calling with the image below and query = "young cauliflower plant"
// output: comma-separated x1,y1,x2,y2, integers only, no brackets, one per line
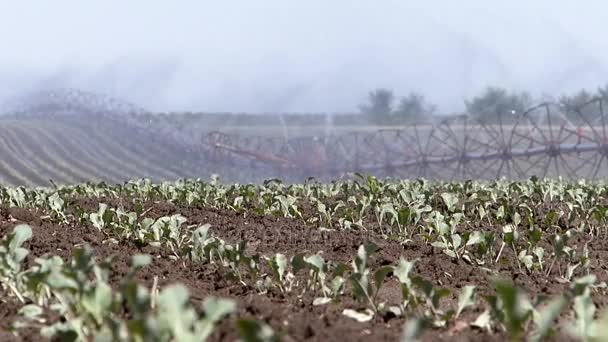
7,233,237,342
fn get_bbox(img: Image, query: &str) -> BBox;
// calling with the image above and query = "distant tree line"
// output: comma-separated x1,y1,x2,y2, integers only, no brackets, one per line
359,84,608,124
129,84,608,129
358,89,436,124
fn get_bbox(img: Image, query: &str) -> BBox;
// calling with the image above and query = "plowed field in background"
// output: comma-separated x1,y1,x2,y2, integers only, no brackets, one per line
0,118,202,186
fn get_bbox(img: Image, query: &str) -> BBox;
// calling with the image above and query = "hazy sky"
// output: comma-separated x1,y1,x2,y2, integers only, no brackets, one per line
1,1,607,113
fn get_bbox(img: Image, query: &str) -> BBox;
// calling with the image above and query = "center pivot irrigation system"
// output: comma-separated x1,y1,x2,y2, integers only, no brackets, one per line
4,88,608,182
203,99,608,182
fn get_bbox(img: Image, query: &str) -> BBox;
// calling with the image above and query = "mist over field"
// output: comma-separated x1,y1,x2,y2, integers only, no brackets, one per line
1,1,607,113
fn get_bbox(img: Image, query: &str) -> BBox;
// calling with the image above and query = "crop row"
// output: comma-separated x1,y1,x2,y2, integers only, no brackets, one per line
3,176,608,340
0,119,203,187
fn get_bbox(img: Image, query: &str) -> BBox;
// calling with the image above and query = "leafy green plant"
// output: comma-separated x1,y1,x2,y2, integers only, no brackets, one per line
348,243,392,314
8,241,239,341
236,319,280,342
266,253,292,293
0,224,33,303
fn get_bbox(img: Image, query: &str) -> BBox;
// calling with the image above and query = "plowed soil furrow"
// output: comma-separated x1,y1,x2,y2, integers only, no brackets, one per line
64,121,183,180
1,123,92,184
70,119,201,177
0,135,45,186
23,124,123,183
0,126,76,184
0,156,29,186
59,127,156,181
1,197,603,341
33,120,165,183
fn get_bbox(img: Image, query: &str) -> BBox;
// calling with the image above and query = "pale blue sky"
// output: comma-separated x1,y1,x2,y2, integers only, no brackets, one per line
1,1,606,113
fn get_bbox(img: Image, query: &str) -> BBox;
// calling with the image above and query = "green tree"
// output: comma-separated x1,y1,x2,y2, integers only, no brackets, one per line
394,92,436,122
359,88,395,123
597,84,608,99
559,89,594,108
465,86,532,122
558,89,596,122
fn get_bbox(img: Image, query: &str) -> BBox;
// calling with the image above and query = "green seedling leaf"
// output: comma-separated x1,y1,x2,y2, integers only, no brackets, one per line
590,309,608,341
443,249,457,259
466,231,483,246
18,304,44,319
565,263,580,282
304,254,325,272
569,293,596,340
502,224,518,245
570,274,597,297
3,225,33,275
8,187,26,207
374,266,393,293
349,275,369,303
550,233,569,259
430,241,448,249
40,324,79,341
452,234,462,251
90,203,108,230
533,247,544,269
431,212,450,236
10,224,33,250
202,297,236,323
401,317,431,342
352,243,377,274
48,192,64,211
332,263,348,277
199,297,237,340
545,210,558,226
529,295,568,342
130,254,152,270
291,253,306,274
493,279,532,341
440,192,459,212
529,228,542,247
268,253,288,283
394,258,416,287
45,269,79,290
342,308,374,322
471,309,492,332
513,212,521,227
190,223,212,254
313,297,332,306
456,285,476,318
81,281,113,325
497,205,505,220
478,205,487,220
433,288,451,310
412,276,433,298
518,250,534,271
380,203,399,227
398,207,412,226
236,319,279,342
157,284,197,340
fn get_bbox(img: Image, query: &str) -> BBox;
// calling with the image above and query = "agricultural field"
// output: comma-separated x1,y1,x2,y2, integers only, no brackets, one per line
2,176,608,341
2,90,607,186
0,116,204,187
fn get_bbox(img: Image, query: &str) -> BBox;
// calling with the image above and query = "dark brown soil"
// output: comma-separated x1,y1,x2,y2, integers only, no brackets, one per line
0,200,604,341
